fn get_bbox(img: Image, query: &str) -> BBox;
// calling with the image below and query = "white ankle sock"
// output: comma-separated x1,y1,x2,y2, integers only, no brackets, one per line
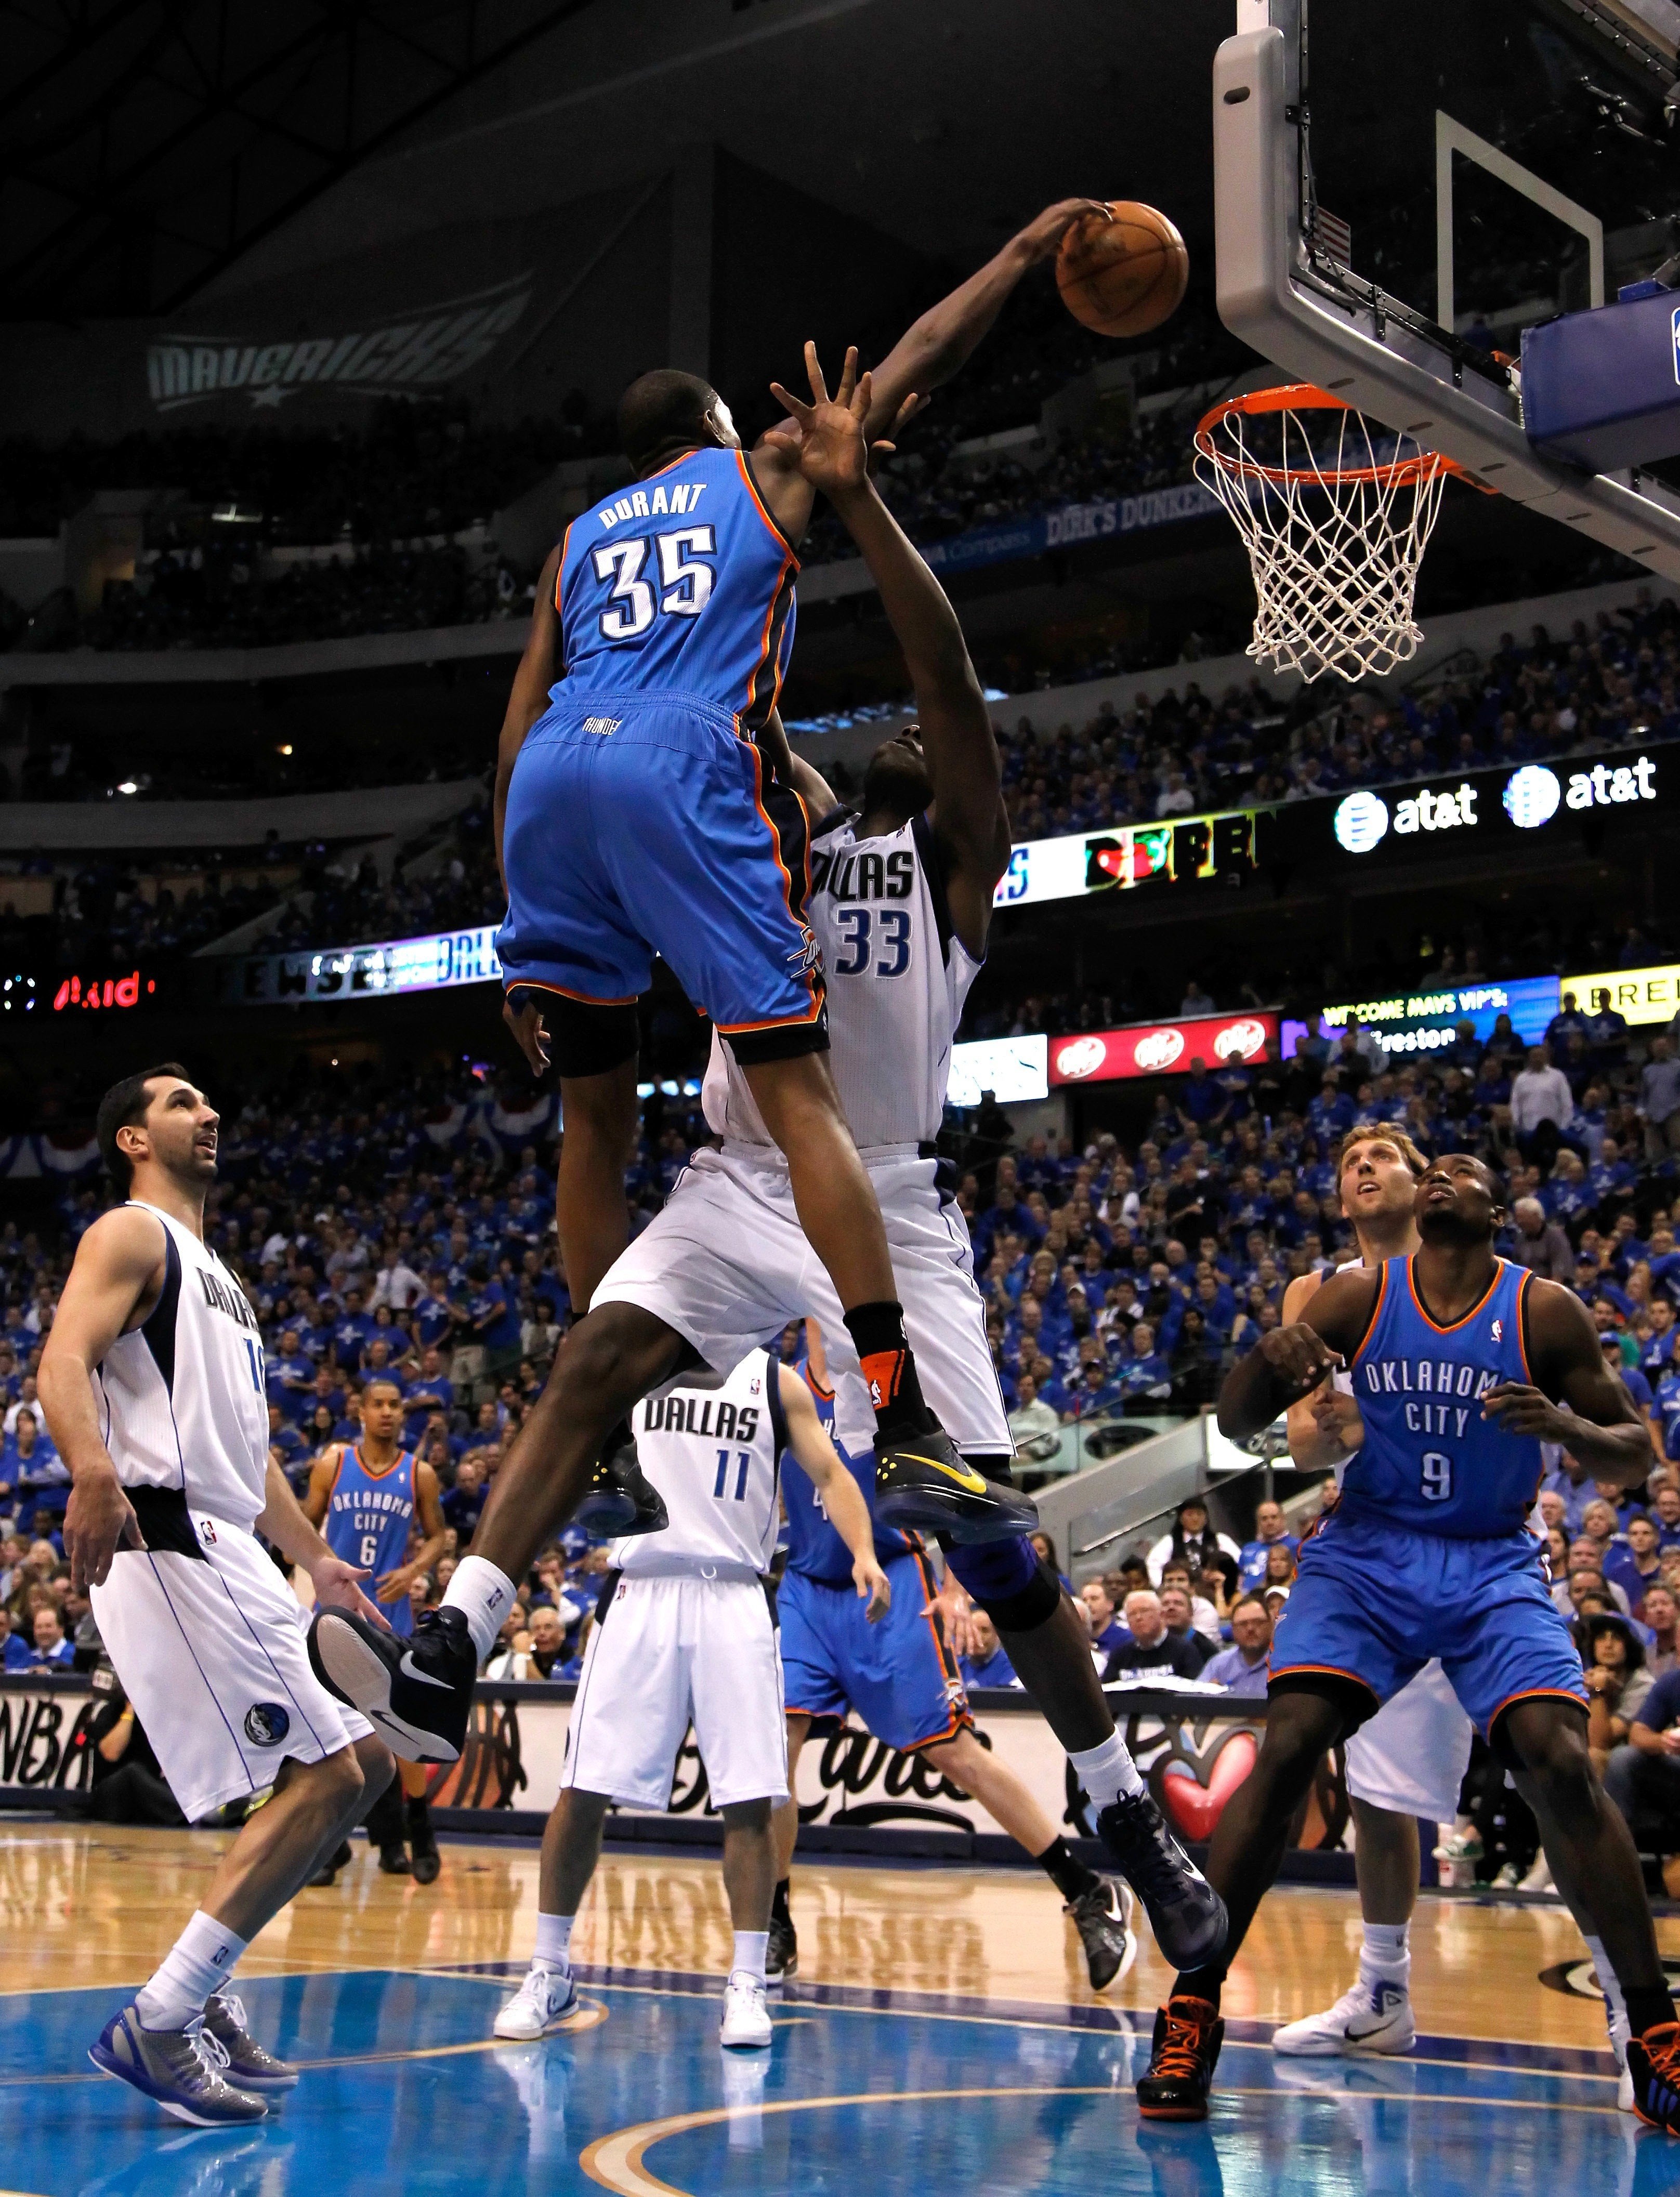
1359,1922,1411,1981
732,1930,769,1984
136,1910,248,2031
1584,1935,1629,2027
1068,1731,1145,1808
442,1555,518,1661
533,1911,574,1973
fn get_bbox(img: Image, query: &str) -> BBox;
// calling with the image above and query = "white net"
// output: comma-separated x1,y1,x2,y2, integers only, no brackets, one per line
1193,396,1458,683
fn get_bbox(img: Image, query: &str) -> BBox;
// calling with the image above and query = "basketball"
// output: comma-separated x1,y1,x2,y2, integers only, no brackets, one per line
1055,201,1189,337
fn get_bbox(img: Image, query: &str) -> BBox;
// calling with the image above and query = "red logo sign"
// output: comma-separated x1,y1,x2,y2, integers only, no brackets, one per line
51,970,156,1014
1049,1012,1278,1087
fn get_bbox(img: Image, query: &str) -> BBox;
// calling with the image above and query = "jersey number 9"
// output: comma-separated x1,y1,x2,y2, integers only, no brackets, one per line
593,528,716,640
1420,1451,1453,1503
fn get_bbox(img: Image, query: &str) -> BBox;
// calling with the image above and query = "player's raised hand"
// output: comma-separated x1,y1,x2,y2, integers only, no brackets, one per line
769,343,873,499
311,1552,392,1632
1012,198,1114,263
854,1551,892,1623
866,390,928,478
1258,1321,1343,1403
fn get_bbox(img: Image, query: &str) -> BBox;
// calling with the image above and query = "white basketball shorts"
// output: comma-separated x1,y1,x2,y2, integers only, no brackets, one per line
1345,1658,1473,1826
91,1510,372,1823
560,1569,788,1812
593,1143,1012,1458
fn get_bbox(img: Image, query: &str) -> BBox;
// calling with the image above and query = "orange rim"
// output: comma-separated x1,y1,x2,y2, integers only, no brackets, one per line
1194,383,1479,490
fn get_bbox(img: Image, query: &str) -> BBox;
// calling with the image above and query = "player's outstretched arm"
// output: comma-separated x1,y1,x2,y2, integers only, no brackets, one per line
778,1365,890,1621
758,708,836,817
256,1459,390,1630
493,540,565,898
858,200,1111,441
1216,1268,1379,1439
771,343,1007,953
1483,1281,1655,1486
39,1207,168,1590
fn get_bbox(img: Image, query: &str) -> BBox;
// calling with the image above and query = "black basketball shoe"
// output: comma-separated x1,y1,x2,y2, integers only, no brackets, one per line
766,1912,798,1988
573,1425,668,1537
1096,1791,1228,1971
873,1421,1038,1544
407,1797,441,1886
1626,2020,1680,2134
308,1604,477,1765
1137,1996,1225,2122
1067,1877,1135,1991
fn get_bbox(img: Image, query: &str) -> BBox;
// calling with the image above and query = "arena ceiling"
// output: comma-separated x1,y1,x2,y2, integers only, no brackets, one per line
2,0,1232,318
0,0,597,317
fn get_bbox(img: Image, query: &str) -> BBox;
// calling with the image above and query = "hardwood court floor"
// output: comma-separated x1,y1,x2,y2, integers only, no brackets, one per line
3,1821,1676,2196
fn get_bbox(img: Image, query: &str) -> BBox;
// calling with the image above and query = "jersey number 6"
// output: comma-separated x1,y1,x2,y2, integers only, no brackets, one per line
594,527,716,640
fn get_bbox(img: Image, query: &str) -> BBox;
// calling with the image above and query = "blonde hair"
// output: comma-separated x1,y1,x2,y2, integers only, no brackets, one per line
1335,1127,1427,1181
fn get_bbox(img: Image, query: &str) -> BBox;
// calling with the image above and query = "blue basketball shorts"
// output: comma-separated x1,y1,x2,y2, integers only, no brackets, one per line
1269,1509,1588,1736
497,692,825,1057
779,1548,970,1753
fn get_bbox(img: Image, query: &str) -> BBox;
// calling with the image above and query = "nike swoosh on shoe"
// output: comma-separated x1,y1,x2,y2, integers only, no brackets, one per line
399,1650,453,1690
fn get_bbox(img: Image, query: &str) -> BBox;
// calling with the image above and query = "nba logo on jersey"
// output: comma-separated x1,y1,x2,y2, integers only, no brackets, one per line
1491,1319,1503,1341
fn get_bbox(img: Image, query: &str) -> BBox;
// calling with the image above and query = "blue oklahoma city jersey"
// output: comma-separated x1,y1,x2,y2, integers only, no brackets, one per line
1342,1255,1539,1538
324,1447,417,1637
781,1373,912,1585
554,444,797,733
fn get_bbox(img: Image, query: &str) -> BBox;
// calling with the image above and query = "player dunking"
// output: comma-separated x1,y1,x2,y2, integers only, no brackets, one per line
772,1324,1133,1991
1137,1152,1680,2135
481,202,1106,1559
491,1348,887,2048
303,1375,447,1883
38,1064,395,2125
324,353,1223,1967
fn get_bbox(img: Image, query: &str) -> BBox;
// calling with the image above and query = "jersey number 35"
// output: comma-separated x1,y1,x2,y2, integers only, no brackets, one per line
593,528,715,640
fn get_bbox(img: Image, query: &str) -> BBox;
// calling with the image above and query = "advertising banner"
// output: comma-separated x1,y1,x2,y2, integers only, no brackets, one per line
946,1035,1049,1107
1284,974,1561,1060
1047,1012,1278,1087
921,481,1222,582
221,924,502,1007
1323,748,1670,866
1560,963,1680,1028
995,805,1272,911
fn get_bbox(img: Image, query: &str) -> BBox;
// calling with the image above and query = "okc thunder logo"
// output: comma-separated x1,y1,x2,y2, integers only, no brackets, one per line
787,923,822,975
1491,1319,1503,1342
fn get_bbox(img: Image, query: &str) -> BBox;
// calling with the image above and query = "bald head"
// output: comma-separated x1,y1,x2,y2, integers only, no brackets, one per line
617,369,736,469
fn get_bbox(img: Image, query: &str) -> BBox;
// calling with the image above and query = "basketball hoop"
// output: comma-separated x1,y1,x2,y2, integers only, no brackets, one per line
1193,385,1482,683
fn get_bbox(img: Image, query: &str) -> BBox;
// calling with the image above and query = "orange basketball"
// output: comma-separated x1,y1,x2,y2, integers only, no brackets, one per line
1056,202,1189,338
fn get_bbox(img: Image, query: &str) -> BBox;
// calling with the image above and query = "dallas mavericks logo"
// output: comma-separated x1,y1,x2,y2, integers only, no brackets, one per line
244,1703,291,1746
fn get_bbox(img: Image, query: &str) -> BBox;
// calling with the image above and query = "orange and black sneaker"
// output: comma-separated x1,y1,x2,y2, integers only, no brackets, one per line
1137,1995,1225,2122
1626,2020,1680,2133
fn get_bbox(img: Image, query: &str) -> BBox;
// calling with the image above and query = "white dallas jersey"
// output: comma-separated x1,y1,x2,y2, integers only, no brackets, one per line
94,1202,271,1531
703,809,981,1150
613,1349,785,1576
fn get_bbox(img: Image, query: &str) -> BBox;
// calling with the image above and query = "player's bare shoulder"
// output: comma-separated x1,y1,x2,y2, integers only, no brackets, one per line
60,1204,170,1326
1295,1262,1383,1356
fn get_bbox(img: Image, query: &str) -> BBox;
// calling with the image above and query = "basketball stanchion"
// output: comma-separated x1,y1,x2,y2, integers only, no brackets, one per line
1193,384,1493,682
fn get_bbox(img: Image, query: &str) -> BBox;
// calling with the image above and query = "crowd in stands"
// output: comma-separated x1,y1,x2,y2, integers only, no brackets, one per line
9,802,500,968
3,989,1677,1687
987,591,1680,848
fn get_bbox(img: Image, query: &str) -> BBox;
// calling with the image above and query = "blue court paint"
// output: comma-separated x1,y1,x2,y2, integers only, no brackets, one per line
1,1964,1670,2196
